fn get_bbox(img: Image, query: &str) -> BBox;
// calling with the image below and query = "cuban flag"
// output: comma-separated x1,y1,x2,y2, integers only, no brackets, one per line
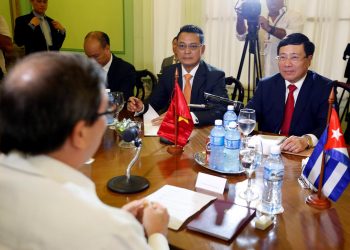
302,107,350,202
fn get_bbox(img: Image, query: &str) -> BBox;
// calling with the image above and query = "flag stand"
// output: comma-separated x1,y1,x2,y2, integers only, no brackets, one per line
306,88,335,209
167,69,184,155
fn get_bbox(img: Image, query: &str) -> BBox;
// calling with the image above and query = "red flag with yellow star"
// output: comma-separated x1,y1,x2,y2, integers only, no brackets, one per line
157,76,194,147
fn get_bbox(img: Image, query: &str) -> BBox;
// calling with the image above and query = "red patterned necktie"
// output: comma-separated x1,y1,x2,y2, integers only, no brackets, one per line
184,74,192,104
280,84,297,135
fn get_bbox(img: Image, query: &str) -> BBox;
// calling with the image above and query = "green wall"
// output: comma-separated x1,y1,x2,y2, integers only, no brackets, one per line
2,0,134,64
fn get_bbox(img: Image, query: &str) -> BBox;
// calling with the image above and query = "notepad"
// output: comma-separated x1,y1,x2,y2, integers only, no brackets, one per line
187,200,256,241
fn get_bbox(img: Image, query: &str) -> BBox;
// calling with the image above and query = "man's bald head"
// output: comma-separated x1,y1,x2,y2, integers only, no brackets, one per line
0,52,106,155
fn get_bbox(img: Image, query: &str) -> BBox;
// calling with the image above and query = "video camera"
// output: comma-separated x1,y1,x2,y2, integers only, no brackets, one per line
235,0,261,23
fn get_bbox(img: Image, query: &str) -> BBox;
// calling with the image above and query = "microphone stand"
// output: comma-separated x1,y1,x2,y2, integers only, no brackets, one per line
107,132,150,194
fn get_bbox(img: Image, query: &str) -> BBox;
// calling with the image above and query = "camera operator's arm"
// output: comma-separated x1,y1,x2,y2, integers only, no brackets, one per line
236,14,247,41
259,16,286,40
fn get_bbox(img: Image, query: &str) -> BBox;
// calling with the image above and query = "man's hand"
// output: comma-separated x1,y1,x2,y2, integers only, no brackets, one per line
259,16,271,32
122,199,146,223
52,20,65,32
127,96,144,113
280,135,308,153
142,201,169,237
151,113,166,126
29,17,40,27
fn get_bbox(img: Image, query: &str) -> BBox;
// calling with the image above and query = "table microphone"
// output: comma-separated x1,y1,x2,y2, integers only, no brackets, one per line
203,92,244,113
107,126,149,194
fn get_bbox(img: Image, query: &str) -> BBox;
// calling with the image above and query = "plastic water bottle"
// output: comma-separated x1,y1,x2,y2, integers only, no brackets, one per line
262,145,285,214
223,122,241,172
209,120,225,170
223,105,237,130
105,89,114,125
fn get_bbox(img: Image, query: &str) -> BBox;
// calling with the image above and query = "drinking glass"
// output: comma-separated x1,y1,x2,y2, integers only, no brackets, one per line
111,92,125,122
239,136,263,201
238,108,256,137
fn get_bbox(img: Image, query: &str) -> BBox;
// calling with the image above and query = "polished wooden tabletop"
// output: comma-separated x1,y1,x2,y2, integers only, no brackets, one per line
86,121,350,250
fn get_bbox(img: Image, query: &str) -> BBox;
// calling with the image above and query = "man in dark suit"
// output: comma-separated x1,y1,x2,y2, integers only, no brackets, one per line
160,37,178,73
84,31,136,101
128,25,228,126
247,33,333,153
14,0,66,55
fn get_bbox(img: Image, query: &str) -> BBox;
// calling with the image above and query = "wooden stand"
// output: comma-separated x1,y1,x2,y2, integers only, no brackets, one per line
167,145,184,155
306,193,331,209
306,87,335,210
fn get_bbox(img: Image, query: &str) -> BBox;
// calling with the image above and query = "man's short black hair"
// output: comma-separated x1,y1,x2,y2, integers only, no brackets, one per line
277,33,315,56
85,31,110,48
0,52,105,155
177,25,205,44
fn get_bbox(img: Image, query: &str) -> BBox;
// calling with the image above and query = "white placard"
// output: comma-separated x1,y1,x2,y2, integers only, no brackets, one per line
195,172,227,194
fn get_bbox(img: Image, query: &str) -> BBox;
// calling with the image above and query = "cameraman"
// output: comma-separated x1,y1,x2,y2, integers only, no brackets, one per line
236,0,303,77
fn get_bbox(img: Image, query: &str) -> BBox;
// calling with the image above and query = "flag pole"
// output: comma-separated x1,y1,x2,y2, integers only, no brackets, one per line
306,87,334,209
167,68,184,155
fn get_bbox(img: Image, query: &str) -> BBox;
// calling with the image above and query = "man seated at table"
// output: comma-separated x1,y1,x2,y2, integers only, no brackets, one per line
246,33,333,153
127,24,228,126
84,31,136,101
0,52,169,250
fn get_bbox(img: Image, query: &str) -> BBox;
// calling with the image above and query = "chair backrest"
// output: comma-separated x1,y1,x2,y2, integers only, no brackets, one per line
334,80,350,144
135,69,157,100
225,76,245,102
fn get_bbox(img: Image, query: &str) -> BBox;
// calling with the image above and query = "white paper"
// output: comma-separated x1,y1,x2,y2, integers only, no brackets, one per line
145,185,216,230
195,172,227,194
253,135,286,155
143,105,160,136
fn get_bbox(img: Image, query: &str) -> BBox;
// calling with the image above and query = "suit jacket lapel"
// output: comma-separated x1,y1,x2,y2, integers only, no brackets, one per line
276,76,287,131
191,61,206,103
290,72,312,131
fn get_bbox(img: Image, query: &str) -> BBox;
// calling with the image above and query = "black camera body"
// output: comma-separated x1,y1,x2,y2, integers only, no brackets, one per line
235,0,261,23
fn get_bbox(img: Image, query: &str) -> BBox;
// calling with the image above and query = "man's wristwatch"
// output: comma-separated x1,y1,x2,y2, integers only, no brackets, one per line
303,135,313,149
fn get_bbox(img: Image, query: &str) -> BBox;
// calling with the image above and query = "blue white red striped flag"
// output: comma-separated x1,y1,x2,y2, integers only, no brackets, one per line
302,107,350,202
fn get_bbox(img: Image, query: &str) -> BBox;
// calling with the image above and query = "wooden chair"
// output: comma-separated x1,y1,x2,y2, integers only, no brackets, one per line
334,80,350,143
225,76,245,102
134,69,157,100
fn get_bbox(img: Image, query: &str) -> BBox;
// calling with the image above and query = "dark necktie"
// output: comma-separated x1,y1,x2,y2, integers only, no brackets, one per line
280,84,297,135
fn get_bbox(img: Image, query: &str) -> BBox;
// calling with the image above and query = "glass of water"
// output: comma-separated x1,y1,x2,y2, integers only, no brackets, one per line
111,92,125,122
239,136,263,201
238,108,256,138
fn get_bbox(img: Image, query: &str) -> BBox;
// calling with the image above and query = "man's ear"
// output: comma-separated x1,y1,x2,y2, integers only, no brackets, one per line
70,120,89,149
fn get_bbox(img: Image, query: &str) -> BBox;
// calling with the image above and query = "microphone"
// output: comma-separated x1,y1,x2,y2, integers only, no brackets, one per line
188,103,215,109
122,126,139,142
107,126,149,194
203,92,244,113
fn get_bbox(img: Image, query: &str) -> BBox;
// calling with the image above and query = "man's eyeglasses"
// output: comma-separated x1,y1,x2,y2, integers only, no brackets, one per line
276,55,307,63
96,102,116,117
177,43,203,51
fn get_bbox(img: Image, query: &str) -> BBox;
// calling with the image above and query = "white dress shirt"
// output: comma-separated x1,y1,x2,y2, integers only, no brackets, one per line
0,152,169,250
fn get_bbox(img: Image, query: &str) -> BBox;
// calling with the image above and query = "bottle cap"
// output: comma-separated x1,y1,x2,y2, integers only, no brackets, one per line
227,105,234,111
214,119,223,126
228,121,237,129
270,145,281,154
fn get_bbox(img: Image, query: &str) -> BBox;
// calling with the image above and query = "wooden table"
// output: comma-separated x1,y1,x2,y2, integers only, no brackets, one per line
87,125,350,250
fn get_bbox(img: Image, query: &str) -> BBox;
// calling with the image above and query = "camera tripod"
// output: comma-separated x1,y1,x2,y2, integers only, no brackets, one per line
236,20,262,101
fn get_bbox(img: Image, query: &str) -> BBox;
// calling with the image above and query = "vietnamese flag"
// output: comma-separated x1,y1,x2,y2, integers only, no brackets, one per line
157,75,194,147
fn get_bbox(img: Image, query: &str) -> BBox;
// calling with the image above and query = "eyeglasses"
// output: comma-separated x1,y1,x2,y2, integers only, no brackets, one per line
96,102,116,117
177,43,203,51
276,55,307,63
